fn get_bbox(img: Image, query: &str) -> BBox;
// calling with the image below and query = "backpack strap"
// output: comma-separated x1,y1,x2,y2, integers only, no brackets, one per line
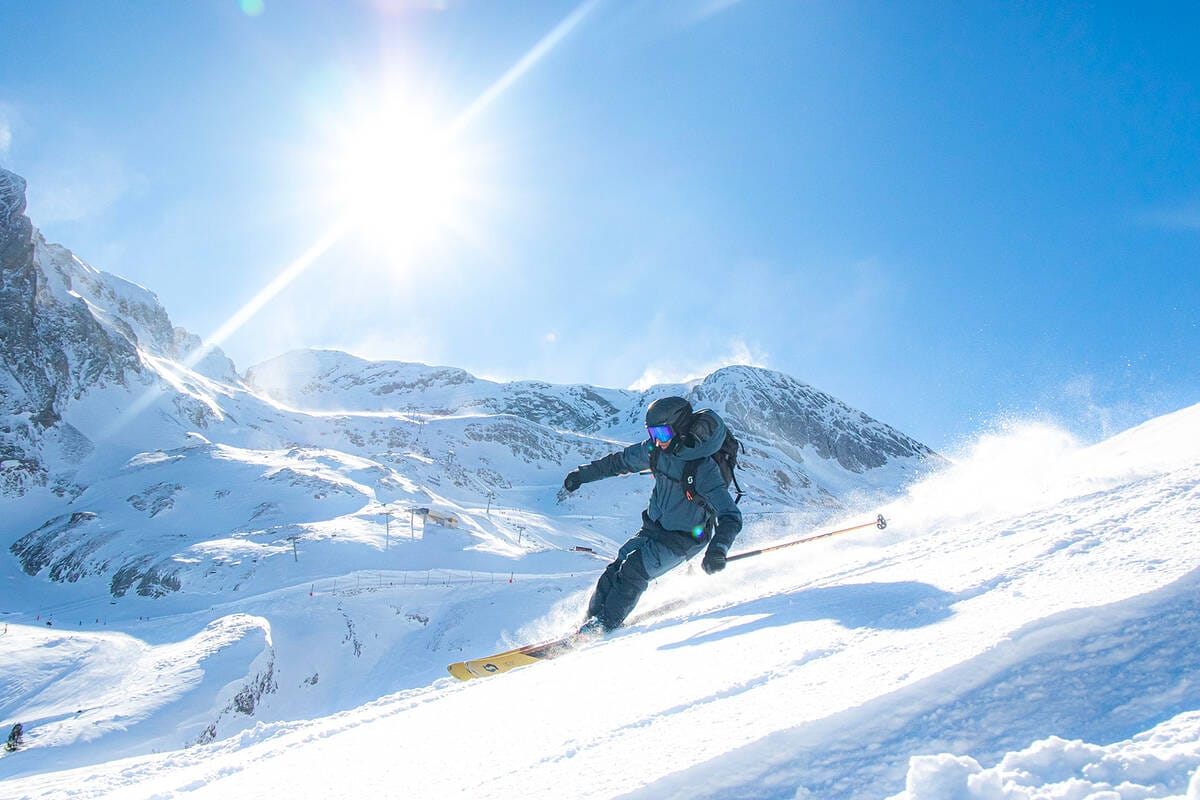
728,441,746,505
650,449,719,521
649,448,701,500
681,458,701,503
729,471,745,505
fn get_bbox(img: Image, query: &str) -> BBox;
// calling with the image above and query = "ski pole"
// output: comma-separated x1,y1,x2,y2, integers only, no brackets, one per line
726,514,888,563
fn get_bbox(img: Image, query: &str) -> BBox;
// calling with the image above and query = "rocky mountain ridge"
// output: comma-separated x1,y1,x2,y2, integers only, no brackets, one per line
248,350,936,475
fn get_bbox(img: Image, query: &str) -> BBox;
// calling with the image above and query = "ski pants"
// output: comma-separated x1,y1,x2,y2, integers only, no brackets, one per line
586,514,705,630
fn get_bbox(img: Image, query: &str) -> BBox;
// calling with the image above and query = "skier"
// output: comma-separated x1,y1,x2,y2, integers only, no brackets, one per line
562,396,743,634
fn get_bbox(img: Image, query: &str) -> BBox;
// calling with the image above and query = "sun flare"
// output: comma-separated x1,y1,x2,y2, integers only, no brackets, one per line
323,93,474,257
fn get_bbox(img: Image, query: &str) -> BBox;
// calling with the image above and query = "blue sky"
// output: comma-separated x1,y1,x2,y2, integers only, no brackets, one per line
1,0,1197,451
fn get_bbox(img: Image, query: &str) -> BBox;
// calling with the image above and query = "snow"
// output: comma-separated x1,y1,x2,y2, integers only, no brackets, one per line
3,615,272,759
896,717,1200,799
2,402,1198,799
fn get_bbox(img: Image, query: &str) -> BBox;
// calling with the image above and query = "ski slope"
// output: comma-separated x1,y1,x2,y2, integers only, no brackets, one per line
3,405,1200,799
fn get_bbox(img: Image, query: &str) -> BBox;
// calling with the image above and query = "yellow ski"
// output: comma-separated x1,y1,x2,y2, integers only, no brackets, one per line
447,633,584,681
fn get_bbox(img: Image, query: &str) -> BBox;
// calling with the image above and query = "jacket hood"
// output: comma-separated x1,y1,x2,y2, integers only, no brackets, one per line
671,409,726,460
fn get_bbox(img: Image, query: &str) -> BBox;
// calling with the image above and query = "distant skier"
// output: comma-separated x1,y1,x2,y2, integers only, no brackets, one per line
562,396,743,633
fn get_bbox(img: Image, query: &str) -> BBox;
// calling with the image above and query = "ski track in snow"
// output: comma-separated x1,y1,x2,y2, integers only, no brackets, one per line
2,412,1200,799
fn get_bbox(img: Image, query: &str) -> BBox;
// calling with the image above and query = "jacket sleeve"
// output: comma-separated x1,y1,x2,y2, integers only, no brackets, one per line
695,458,743,553
575,441,650,484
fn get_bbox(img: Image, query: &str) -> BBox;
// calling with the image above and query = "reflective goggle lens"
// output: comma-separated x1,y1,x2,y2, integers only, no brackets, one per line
647,425,674,443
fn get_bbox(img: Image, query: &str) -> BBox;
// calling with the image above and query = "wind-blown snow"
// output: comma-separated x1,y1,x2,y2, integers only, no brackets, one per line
2,404,1198,799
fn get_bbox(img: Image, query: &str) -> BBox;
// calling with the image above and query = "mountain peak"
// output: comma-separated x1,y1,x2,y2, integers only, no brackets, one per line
0,169,244,495
1,168,33,264
0,167,27,207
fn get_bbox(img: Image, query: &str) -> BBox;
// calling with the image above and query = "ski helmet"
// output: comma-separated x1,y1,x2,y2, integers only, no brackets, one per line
645,396,694,436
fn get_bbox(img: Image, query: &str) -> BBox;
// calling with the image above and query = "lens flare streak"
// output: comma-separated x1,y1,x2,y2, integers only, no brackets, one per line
186,215,354,369
449,0,602,135
99,216,353,439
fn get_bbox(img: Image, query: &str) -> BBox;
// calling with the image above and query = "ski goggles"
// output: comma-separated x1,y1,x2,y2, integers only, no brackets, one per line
646,424,674,444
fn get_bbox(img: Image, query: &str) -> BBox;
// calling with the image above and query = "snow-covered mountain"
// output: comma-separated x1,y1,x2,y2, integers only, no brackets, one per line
1,165,946,784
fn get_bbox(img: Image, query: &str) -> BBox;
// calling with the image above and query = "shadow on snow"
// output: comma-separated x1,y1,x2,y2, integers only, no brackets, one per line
659,580,957,650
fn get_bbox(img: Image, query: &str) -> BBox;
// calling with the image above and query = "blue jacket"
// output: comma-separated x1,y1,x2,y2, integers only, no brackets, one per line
575,409,742,554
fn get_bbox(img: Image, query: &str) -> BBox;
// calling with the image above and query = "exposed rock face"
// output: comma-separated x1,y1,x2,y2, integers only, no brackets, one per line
0,171,35,291
9,511,102,581
1,168,237,496
1,171,134,493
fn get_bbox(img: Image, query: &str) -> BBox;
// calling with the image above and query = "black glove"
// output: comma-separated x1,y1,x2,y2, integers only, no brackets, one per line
701,546,727,575
563,470,583,492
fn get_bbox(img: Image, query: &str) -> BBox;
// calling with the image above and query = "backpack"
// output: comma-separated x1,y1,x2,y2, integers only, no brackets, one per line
686,429,745,506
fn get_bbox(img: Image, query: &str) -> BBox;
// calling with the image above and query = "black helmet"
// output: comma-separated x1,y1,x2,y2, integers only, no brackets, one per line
645,396,694,437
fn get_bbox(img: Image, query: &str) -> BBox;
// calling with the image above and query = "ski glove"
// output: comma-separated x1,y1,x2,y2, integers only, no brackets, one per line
563,470,583,492
701,546,728,575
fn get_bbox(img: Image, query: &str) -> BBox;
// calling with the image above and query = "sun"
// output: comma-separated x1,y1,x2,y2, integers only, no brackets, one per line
322,91,475,258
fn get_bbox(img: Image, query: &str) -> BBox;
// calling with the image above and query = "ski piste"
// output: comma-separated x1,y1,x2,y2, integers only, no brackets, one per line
448,631,591,680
